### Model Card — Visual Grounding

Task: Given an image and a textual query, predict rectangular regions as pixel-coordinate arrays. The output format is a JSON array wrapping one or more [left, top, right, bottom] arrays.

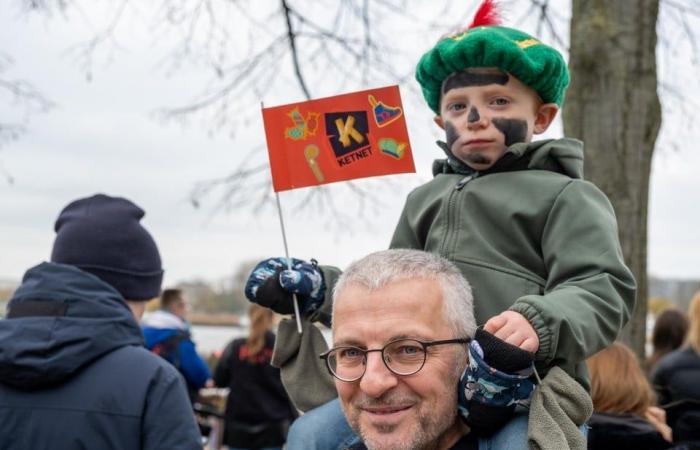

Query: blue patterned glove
[[244, 257, 325, 315], [458, 328, 536, 436]]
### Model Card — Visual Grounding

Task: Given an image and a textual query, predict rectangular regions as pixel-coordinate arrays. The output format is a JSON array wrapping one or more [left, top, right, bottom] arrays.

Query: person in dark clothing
[[647, 308, 689, 374], [587, 342, 672, 450], [652, 291, 700, 444], [214, 304, 296, 450], [0, 194, 201, 450]]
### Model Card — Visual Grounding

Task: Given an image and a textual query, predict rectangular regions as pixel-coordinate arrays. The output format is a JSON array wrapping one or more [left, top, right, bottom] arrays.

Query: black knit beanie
[[50, 194, 164, 301]]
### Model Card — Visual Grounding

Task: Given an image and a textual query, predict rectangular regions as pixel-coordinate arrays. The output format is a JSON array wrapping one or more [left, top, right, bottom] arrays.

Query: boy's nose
[[466, 106, 487, 129], [359, 352, 399, 398]]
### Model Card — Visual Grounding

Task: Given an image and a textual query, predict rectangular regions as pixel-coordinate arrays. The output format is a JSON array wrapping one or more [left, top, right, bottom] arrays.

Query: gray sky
[[1, 1, 699, 287]]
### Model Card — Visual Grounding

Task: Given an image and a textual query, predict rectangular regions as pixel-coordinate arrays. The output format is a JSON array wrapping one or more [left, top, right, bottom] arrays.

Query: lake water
[[190, 324, 248, 355]]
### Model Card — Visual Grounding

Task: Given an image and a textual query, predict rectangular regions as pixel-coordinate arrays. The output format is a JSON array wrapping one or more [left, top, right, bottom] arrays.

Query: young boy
[[246, 2, 636, 448]]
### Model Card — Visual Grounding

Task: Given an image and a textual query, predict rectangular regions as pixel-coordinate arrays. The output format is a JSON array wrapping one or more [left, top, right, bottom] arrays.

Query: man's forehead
[[441, 67, 510, 94], [331, 278, 447, 344]]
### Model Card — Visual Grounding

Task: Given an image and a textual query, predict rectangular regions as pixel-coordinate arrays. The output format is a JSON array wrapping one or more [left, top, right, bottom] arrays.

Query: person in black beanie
[[0, 193, 202, 450]]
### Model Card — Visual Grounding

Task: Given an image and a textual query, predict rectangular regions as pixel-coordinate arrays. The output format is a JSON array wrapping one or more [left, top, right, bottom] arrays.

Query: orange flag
[[262, 85, 415, 192]]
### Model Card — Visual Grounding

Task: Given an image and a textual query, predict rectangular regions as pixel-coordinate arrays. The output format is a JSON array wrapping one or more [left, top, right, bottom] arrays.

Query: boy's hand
[[483, 311, 539, 353], [244, 257, 325, 315]]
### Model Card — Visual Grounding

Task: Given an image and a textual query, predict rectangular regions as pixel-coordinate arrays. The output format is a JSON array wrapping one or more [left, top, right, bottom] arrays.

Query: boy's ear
[[433, 115, 445, 130], [533, 103, 559, 134]]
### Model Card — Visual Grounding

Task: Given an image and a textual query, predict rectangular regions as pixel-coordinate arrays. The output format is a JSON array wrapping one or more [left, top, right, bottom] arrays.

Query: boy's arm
[[508, 180, 636, 375]]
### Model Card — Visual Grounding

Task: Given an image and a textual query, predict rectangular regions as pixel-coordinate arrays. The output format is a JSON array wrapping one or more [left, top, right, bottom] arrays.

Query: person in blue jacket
[[142, 288, 212, 401], [0, 194, 201, 450]]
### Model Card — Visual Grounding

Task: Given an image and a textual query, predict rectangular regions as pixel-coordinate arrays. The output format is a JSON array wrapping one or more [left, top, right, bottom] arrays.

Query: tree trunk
[[563, 0, 661, 358]]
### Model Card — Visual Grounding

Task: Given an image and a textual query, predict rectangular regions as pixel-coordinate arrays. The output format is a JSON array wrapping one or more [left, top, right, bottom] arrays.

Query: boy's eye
[[448, 103, 467, 112], [491, 97, 510, 106]]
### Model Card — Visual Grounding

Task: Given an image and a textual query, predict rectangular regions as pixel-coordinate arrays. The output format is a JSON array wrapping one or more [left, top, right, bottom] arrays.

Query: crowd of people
[[1, 1, 700, 449]]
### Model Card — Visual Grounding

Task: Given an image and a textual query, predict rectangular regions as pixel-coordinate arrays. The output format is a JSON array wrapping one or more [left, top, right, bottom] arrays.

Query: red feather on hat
[[468, 0, 501, 28]]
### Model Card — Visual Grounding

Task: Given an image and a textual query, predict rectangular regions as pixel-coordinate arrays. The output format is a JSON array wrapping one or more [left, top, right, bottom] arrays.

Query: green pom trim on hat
[[416, 26, 570, 114]]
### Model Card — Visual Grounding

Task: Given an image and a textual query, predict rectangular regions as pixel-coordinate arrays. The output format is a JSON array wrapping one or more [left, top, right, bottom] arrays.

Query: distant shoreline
[[188, 312, 242, 327]]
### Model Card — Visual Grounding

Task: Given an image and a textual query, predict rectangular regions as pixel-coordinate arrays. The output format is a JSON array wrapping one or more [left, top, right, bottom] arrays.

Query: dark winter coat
[[652, 347, 700, 406], [652, 347, 700, 443], [587, 412, 671, 450], [0, 262, 201, 450], [214, 331, 296, 448]]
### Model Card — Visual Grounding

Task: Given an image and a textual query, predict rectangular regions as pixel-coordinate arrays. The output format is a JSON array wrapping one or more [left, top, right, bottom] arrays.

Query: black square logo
[[325, 111, 370, 158]]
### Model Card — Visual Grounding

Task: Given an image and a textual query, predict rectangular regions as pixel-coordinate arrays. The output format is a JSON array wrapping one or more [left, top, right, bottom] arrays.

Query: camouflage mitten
[[244, 257, 325, 315], [458, 327, 536, 436]]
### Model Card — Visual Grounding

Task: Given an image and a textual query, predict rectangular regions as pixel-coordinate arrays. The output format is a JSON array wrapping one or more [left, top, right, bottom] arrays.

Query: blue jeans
[[285, 399, 360, 450], [285, 398, 587, 450]]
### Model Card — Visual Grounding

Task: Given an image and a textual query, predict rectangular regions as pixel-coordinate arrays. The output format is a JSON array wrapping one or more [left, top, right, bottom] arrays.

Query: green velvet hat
[[416, 2, 569, 114]]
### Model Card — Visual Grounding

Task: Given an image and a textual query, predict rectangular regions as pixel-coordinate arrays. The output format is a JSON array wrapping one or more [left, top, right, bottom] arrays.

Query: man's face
[[333, 278, 467, 450], [435, 68, 557, 171], [171, 296, 188, 320]]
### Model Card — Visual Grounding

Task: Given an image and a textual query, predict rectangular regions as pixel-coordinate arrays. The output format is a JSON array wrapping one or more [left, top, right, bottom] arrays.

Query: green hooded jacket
[[391, 139, 635, 389], [318, 137, 635, 391], [275, 138, 636, 411]]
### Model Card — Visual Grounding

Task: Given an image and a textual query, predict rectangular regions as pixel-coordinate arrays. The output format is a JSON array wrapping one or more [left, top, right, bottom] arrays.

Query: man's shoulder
[[656, 347, 700, 372]]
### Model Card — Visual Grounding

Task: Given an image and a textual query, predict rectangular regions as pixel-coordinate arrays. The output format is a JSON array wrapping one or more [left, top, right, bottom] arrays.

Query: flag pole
[[261, 100, 303, 334], [275, 183, 304, 335]]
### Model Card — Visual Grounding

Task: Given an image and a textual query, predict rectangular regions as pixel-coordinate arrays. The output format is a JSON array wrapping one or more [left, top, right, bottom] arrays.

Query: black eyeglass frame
[[319, 337, 471, 382]]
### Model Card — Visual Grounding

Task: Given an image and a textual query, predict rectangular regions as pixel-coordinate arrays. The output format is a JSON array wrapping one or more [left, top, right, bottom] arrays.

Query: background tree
[[0, 51, 53, 183], [564, 0, 698, 356]]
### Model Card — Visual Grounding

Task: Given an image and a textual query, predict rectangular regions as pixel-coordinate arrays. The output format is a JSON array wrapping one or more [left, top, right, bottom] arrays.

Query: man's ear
[[433, 115, 445, 130], [533, 103, 559, 134]]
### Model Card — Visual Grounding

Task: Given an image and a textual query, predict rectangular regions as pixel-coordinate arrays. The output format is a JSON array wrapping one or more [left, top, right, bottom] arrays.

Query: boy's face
[[434, 68, 558, 171]]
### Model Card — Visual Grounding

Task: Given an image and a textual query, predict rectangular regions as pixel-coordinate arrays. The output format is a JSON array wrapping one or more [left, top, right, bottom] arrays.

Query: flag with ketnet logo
[[262, 85, 415, 192]]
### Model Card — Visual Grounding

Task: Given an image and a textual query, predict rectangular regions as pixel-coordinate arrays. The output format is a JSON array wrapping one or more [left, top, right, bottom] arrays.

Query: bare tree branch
[[0, 52, 54, 181], [63, 0, 130, 80], [281, 0, 311, 100]]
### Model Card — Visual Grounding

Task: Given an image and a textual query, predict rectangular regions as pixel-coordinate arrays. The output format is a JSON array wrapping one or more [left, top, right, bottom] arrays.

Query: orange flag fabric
[[262, 85, 415, 192]]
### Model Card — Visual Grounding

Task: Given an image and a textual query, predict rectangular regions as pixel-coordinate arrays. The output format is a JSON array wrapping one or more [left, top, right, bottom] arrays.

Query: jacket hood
[[433, 138, 584, 179], [0, 262, 144, 389], [142, 309, 187, 330], [141, 310, 189, 349]]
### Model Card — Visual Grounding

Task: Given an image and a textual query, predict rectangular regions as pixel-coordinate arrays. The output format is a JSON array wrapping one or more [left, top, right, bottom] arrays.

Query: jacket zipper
[[440, 174, 478, 255], [455, 173, 476, 190]]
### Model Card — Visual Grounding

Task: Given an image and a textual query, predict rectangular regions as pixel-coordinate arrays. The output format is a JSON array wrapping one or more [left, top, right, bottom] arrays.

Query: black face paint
[[492, 118, 528, 147], [468, 106, 480, 123], [445, 121, 459, 151], [441, 69, 509, 95], [445, 120, 491, 167], [465, 154, 490, 165]]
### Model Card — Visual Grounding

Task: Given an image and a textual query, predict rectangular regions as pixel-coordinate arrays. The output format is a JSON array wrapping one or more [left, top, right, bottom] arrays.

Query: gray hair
[[333, 249, 476, 338]]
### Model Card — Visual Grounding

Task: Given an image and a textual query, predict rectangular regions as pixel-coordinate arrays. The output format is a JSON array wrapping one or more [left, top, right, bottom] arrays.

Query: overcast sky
[[1, 1, 699, 288]]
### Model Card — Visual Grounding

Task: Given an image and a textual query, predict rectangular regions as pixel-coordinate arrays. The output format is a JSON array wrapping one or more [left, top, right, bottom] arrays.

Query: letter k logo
[[335, 115, 365, 147], [325, 111, 370, 158]]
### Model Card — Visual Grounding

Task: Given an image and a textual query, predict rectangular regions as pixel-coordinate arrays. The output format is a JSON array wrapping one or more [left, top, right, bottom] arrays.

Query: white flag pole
[[275, 191, 303, 334], [261, 101, 303, 334]]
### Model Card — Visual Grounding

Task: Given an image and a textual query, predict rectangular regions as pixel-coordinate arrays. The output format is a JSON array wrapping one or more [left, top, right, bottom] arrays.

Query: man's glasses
[[319, 338, 470, 382]]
